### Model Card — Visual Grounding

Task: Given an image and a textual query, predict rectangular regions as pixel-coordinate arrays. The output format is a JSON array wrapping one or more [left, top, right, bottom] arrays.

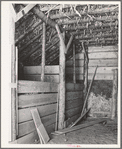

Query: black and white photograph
[[1, 1, 121, 148]]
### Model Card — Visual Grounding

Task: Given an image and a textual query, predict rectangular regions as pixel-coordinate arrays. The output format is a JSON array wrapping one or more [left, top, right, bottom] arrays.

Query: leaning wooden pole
[[111, 69, 118, 119], [55, 24, 66, 130], [41, 22, 46, 81]]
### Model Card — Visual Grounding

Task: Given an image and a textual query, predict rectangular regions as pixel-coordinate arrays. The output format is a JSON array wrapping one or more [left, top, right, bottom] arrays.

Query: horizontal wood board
[[18, 81, 58, 93], [18, 103, 57, 123], [24, 75, 59, 82], [18, 93, 57, 108]]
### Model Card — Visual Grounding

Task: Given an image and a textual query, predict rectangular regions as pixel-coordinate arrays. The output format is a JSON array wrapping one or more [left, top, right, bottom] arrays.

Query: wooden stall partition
[[17, 80, 58, 144], [24, 65, 59, 83]]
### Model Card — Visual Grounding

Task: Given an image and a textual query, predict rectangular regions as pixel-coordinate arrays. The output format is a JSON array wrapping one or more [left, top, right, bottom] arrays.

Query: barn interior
[[10, 3, 118, 144]]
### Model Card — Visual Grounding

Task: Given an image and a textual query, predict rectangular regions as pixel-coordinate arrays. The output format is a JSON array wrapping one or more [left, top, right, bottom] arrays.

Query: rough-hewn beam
[[65, 22, 118, 31], [55, 25, 66, 130], [50, 6, 118, 20], [33, 6, 56, 29], [41, 22, 46, 81], [75, 33, 117, 40], [79, 37, 118, 43], [59, 16, 118, 25]]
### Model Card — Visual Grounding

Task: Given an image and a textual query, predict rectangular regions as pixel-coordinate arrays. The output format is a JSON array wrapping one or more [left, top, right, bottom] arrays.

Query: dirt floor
[[48, 117, 117, 144]]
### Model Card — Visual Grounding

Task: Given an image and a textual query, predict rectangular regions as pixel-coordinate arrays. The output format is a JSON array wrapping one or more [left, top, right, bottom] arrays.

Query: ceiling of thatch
[[14, 4, 118, 66]]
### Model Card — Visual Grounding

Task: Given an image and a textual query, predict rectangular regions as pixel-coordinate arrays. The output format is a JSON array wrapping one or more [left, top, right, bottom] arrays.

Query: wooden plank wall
[[66, 46, 118, 81], [17, 80, 58, 144], [24, 66, 59, 83], [65, 83, 84, 127]]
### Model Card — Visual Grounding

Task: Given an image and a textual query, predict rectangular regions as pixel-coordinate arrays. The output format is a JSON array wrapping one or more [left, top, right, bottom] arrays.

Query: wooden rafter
[[15, 4, 37, 22]]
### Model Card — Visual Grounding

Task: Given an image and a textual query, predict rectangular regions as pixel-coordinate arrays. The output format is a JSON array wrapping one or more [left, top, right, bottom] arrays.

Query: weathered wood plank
[[66, 67, 84, 74], [75, 52, 118, 59], [76, 73, 114, 80], [66, 98, 83, 110], [66, 91, 83, 100], [66, 67, 117, 74], [66, 83, 84, 91], [66, 105, 83, 119], [24, 66, 59, 75], [88, 46, 118, 53], [44, 75, 59, 83], [18, 113, 56, 138], [18, 81, 58, 93], [24, 75, 59, 83], [54, 118, 107, 135], [18, 103, 56, 123], [18, 93, 57, 108], [66, 59, 118, 67]]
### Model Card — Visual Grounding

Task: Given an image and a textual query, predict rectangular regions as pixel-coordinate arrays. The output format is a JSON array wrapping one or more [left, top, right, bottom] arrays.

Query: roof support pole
[[55, 24, 66, 130], [111, 69, 118, 119], [41, 22, 46, 81], [73, 43, 76, 83], [83, 42, 88, 113]]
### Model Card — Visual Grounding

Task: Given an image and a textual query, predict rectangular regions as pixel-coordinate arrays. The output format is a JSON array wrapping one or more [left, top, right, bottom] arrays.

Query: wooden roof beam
[[15, 4, 37, 22], [50, 6, 118, 20]]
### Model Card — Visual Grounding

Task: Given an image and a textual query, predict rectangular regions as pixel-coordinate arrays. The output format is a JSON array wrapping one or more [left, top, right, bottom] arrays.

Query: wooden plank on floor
[[66, 83, 84, 91], [18, 103, 56, 123], [66, 91, 83, 100], [24, 65, 59, 75], [18, 113, 56, 137], [66, 59, 118, 67], [53, 118, 107, 135], [24, 75, 59, 83], [66, 98, 83, 110], [31, 108, 50, 144], [18, 93, 57, 108], [18, 81, 58, 93]]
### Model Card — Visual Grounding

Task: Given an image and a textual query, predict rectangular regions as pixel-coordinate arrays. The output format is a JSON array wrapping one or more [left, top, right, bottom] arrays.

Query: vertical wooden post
[[11, 45, 17, 141], [83, 43, 88, 111], [73, 43, 76, 83], [41, 22, 46, 82], [111, 69, 118, 119], [10, 4, 17, 141], [55, 24, 66, 130]]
